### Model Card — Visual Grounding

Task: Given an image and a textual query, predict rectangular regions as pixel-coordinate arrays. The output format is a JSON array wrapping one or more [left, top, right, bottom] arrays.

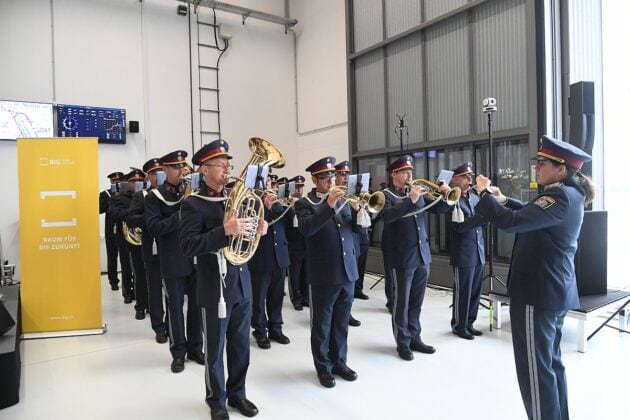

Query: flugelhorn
[[407, 179, 461, 206], [123, 222, 142, 246], [328, 185, 385, 214]]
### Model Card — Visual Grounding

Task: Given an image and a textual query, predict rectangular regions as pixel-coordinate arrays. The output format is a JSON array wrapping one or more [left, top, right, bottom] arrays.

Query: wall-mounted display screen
[[57, 104, 126, 144], [0, 100, 54, 140]]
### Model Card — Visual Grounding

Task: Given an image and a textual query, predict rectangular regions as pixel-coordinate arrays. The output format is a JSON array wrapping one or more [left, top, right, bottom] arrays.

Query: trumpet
[[328, 185, 385, 214], [407, 179, 461, 206]]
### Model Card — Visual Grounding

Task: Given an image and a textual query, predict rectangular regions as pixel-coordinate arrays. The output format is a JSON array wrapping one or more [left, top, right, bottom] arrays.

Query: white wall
[[0, 0, 343, 277], [291, 0, 349, 189]]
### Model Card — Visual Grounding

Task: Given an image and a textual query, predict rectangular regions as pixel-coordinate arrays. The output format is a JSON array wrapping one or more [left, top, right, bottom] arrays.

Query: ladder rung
[[199, 87, 219, 92], [198, 43, 219, 49], [201, 131, 220, 135], [200, 109, 219, 113], [199, 65, 218, 71], [198, 22, 218, 28]]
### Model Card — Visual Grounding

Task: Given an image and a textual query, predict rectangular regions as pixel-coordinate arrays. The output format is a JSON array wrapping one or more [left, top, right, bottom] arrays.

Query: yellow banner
[[18, 138, 102, 334]]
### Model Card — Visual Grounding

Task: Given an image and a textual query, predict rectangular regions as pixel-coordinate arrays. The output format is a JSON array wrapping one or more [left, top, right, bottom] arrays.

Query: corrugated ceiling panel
[[385, 0, 422, 38], [386, 31, 424, 146], [355, 49, 386, 152], [353, 0, 383, 52], [473, 0, 528, 133], [425, 15, 470, 141], [424, 0, 469, 22]]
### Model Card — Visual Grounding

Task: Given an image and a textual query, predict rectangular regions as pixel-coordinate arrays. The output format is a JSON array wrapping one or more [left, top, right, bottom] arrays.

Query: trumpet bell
[[359, 191, 385, 213]]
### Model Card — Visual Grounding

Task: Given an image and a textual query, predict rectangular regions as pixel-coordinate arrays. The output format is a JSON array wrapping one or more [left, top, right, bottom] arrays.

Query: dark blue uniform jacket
[[145, 183, 194, 279], [248, 203, 291, 272], [380, 188, 451, 269], [475, 178, 585, 311], [448, 192, 486, 267], [178, 185, 251, 308], [295, 189, 359, 286], [127, 189, 159, 262]]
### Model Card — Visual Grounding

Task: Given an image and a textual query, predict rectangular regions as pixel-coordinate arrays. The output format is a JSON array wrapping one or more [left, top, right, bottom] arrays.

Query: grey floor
[[3, 273, 629, 420]]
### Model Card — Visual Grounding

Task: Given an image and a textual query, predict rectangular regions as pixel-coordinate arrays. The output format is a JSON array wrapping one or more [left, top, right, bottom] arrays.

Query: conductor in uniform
[[285, 175, 309, 310], [380, 155, 451, 361], [145, 150, 203, 373], [100, 171, 124, 291], [295, 157, 359, 388], [448, 162, 486, 340], [475, 136, 594, 420], [127, 158, 169, 343], [179, 140, 264, 420]]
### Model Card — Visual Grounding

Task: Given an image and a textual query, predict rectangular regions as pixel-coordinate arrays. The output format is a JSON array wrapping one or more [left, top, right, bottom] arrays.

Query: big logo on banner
[[18, 138, 102, 334]]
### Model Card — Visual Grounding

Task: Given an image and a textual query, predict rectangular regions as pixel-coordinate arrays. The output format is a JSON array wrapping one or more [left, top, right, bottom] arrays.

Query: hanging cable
[[212, 8, 229, 138]]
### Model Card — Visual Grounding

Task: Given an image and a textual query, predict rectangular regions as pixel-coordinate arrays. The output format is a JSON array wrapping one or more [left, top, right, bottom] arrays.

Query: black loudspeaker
[[0, 299, 16, 335], [129, 121, 139, 133], [568, 81, 595, 152], [574, 211, 607, 296]]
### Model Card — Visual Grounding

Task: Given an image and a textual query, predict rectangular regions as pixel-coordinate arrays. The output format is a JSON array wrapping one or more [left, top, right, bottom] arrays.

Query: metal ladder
[[194, 12, 223, 148]]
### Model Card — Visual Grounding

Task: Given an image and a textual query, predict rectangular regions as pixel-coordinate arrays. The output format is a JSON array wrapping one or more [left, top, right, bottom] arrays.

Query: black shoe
[[317, 372, 336, 388], [302, 300, 309, 308], [110, 284, 119, 291], [410, 340, 437, 354], [332, 365, 358, 381], [210, 406, 230, 420], [386, 303, 393, 314], [293, 303, 303, 311], [349, 315, 361, 327], [453, 329, 475, 340], [188, 351, 205, 365], [397, 345, 414, 361], [135, 309, 145, 320], [155, 331, 168, 344], [227, 398, 258, 417], [354, 291, 369, 300], [468, 326, 483, 336], [269, 331, 290, 345], [171, 357, 185, 373], [253, 334, 271, 349], [123, 296, 133, 304]]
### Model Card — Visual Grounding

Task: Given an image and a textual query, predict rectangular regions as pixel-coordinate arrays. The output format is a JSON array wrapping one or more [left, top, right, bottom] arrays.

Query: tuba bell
[[123, 222, 142, 246], [223, 137, 285, 265], [408, 179, 461, 205]]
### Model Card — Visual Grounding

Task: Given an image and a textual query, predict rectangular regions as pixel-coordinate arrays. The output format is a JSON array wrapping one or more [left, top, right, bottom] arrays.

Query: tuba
[[223, 137, 285, 265], [123, 222, 142, 246], [408, 179, 461, 205]]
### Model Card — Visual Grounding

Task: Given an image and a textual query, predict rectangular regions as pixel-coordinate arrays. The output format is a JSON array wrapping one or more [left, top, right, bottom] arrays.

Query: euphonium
[[223, 137, 285, 265], [407, 179, 461, 205], [123, 222, 142, 246]]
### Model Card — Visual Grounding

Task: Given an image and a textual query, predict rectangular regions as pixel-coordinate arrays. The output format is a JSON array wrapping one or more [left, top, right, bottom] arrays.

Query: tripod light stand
[[482, 98, 505, 331]]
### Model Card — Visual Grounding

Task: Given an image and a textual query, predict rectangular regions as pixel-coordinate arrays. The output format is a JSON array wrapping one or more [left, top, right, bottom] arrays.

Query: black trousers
[[251, 266, 286, 337], [451, 264, 484, 332], [288, 247, 308, 305], [355, 242, 369, 293], [163, 273, 202, 359], [145, 257, 167, 334], [309, 281, 354, 374], [105, 234, 119, 285], [129, 244, 148, 312], [391, 264, 429, 347], [201, 295, 251, 409], [115, 234, 134, 300]]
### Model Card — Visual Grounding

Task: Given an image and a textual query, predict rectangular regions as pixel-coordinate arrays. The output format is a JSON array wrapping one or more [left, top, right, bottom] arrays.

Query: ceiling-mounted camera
[[483, 97, 497, 113]]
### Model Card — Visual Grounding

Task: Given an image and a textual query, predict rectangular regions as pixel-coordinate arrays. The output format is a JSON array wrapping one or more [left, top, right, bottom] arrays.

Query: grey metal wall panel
[[386, 31, 424, 146], [425, 15, 470, 141], [473, 0, 527, 133], [353, 0, 384, 52], [568, 0, 602, 83], [385, 0, 422, 38], [355, 49, 386, 152], [424, 0, 469, 22]]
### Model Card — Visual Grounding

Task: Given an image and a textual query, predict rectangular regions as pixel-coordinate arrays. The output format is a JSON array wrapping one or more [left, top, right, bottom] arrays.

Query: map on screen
[[0, 100, 54, 140]]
